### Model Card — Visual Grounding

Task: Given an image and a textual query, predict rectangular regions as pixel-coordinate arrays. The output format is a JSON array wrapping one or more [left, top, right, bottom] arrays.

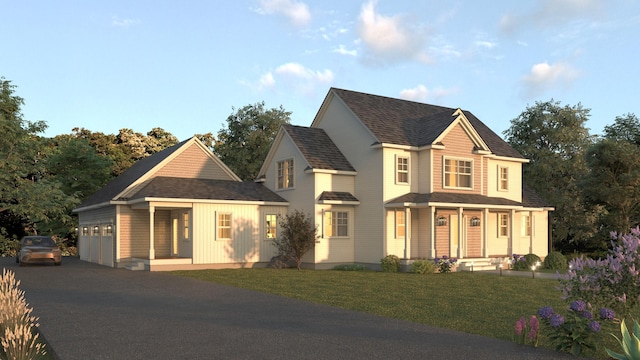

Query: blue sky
[[2, 0, 639, 141]]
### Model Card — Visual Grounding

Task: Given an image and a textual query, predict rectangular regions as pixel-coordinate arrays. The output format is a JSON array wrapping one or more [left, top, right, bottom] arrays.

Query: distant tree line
[[505, 100, 640, 256]]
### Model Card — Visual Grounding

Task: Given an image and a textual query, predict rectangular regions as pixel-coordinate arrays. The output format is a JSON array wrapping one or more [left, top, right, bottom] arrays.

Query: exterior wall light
[[470, 217, 481, 226], [436, 216, 447, 226]]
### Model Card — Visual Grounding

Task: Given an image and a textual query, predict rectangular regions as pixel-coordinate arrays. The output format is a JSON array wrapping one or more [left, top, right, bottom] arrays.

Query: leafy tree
[[603, 113, 640, 145], [214, 102, 290, 180], [583, 139, 640, 236], [272, 210, 318, 270], [146, 127, 179, 154], [503, 100, 599, 252]]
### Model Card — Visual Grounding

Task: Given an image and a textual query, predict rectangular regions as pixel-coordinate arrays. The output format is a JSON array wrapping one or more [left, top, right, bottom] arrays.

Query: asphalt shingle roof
[[330, 88, 523, 159], [318, 191, 359, 202], [126, 177, 287, 203], [284, 124, 355, 172]]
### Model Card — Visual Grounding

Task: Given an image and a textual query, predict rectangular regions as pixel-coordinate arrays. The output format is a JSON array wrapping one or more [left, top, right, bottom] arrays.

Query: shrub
[[559, 228, 640, 317], [409, 260, 435, 275], [380, 255, 400, 272], [0, 234, 19, 258], [272, 210, 318, 270], [606, 319, 640, 360], [333, 264, 367, 271], [435, 256, 457, 273], [512, 253, 541, 271], [0, 268, 47, 359], [544, 251, 567, 271]]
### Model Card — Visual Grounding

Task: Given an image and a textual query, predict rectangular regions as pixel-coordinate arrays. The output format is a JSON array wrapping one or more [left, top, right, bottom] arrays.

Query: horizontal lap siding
[[433, 124, 482, 194], [435, 210, 455, 257], [465, 211, 482, 257], [154, 210, 171, 258], [119, 207, 149, 259], [154, 143, 235, 180]]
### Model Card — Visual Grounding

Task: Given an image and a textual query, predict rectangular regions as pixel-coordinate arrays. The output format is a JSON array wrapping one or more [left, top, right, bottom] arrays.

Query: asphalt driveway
[[2, 257, 574, 359]]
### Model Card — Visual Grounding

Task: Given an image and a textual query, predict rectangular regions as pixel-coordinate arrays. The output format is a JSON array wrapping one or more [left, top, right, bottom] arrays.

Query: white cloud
[[257, 0, 311, 27], [520, 61, 581, 98], [332, 44, 357, 57], [111, 16, 139, 28], [399, 85, 458, 103], [500, 0, 605, 34], [475, 40, 497, 49], [357, 0, 431, 66], [244, 63, 333, 96]]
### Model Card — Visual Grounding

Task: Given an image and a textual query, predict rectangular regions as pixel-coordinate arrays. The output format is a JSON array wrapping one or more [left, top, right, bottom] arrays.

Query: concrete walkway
[[3, 257, 575, 359]]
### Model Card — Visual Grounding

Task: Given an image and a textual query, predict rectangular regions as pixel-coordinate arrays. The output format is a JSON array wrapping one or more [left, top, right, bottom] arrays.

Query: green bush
[[512, 253, 541, 271], [544, 251, 567, 271], [0, 236, 19, 257], [409, 260, 435, 274], [333, 264, 367, 271], [380, 255, 401, 272]]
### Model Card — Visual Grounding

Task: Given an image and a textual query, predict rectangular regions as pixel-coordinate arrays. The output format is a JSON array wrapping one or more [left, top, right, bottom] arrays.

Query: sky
[[2, 0, 639, 141]]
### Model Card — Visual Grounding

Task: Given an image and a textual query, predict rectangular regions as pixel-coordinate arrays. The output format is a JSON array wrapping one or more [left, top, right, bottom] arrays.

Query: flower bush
[[434, 256, 457, 273], [380, 255, 401, 272], [514, 315, 540, 347], [559, 227, 640, 317], [527, 301, 618, 356], [512, 253, 541, 271]]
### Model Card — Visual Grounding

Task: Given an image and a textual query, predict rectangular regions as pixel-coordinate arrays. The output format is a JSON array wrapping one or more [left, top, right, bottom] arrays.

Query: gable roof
[[127, 177, 287, 203], [324, 88, 523, 159], [283, 124, 355, 172], [75, 137, 240, 210]]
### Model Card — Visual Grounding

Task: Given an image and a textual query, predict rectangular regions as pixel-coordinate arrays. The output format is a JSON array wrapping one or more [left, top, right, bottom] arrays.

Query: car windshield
[[22, 237, 56, 247]]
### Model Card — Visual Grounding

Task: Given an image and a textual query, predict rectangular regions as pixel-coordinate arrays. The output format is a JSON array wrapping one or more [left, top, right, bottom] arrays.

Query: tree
[[272, 210, 318, 270], [503, 100, 599, 251], [582, 139, 640, 236], [214, 102, 290, 180], [603, 113, 640, 145]]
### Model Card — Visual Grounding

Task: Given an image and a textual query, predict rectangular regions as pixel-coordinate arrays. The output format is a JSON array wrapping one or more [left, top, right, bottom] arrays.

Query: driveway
[[2, 257, 574, 359]]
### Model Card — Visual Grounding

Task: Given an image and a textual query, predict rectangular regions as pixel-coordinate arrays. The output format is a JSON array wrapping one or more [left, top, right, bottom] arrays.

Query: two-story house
[[258, 88, 552, 269], [75, 87, 552, 271]]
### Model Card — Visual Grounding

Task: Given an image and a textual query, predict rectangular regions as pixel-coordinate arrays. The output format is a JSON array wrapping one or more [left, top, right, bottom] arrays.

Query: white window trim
[[265, 214, 277, 241], [216, 212, 232, 240], [276, 158, 295, 190], [498, 166, 509, 192], [183, 212, 190, 241], [395, 209, 406, 238], [395, 155, 410, 185], [443, 156, 474, 190], [323, 210, 349, 238], [498, 213, 509, 237]]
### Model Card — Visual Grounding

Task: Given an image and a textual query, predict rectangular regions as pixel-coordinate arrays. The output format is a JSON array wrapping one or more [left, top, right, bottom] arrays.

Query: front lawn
[[173, 270, 565, 341]]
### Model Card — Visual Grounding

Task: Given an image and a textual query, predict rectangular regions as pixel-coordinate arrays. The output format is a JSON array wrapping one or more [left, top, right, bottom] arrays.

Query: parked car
[[16, 236, 62, 266]]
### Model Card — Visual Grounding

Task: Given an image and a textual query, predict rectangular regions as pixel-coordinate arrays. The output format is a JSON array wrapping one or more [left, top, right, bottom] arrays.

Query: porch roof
[[386, 192, 522, 207], [318, 191, 359, 204]]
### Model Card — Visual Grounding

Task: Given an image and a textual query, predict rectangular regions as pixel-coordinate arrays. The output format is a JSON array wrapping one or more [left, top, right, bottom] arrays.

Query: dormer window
[[444, 158, 472, 189]]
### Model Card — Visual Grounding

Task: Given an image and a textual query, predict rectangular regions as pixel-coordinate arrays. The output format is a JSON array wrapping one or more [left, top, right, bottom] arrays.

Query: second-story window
[[277, 159, 294, 189], [396, 156, 409, 184], [444, 158, 472, 189], [499, 166, 509, 191]]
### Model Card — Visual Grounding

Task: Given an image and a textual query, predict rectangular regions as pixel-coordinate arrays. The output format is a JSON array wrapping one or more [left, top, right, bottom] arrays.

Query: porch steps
[[125, 260, 146, 271], [457, 258, 501, 272]]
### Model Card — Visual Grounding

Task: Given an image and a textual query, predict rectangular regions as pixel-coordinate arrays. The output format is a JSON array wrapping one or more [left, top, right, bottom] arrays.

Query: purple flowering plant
[[524, 302, 619, 356], [513, 315, 540, 347], [559, 228, 640, 317], [434, 255, 457, 273]]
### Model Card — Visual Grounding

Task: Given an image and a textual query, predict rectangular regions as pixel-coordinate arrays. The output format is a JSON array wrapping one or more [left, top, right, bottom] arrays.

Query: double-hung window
[[499, 166, 509, 191], [277, 159, 294, 189], [444, 158, 472, 189], [395, 209, 405, 238], [217, 213, 231, 240], [324, 211, 348, 237], [521, 215, 531, 237], [498, 213, 509, 237], [183, 212, 189, 240], [396, 156, 409, 184], [265, 214, 277, 239]]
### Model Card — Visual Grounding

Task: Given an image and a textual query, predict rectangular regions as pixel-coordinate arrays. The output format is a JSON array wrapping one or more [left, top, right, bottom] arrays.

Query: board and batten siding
[[192, 203, 286, 264], [315, 97, 384, 264], [154, 142, 236, 180]]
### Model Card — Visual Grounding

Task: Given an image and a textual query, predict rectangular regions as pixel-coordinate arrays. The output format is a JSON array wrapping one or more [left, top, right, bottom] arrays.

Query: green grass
[[172, 268, 623, 358]]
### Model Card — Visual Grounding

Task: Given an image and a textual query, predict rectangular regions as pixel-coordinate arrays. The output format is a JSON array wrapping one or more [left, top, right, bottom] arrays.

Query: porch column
[[429, 207, 436, 258], [482, 208, 489, 257], [404, 208, 411, 259], [457, 207, 464, 259], [508, 209, 516, 256], [149, 206, 155, 260], [529, 210, 534, 254]]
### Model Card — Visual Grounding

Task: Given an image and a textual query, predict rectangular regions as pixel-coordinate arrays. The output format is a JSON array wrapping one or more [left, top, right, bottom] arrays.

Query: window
[[444, 158, 472, 189], [395, 209, 405, 238], [92, 226, 100, 236], [82, 227, 89, 236], [265, 214, 277, 239], [277, 159, 294, 189], [324, 211, 348, 237], [522, 215, 531, 236], [217, 213, 231, 239], [396, 156, 409, 184], [499, 166, 509, 191], [104, 224, 113, 236], [498, 213, 509, 237], [183, 212, 189, 240]]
